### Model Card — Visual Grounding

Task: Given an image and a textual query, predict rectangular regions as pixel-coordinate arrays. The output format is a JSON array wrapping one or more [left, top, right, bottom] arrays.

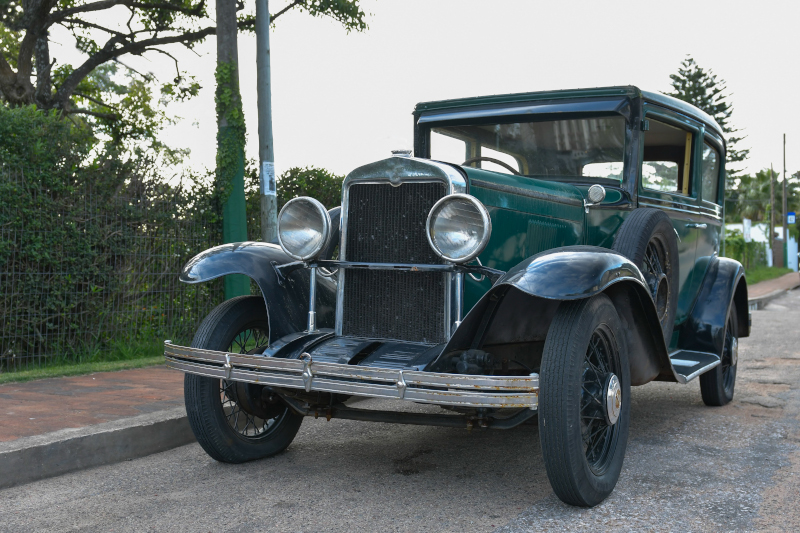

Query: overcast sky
[[50, 0, 800, 180]]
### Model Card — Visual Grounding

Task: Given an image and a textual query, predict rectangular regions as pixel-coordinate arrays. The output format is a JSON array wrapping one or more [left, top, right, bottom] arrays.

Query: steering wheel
[[461, 157, 520, 176]]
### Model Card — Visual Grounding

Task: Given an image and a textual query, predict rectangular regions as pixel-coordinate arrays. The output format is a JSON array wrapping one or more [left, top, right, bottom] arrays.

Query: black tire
[[184, 295, 303, 463], [700, 305, 738, 406], [612, 208, 680, 343], [539, 294, 631, 507]]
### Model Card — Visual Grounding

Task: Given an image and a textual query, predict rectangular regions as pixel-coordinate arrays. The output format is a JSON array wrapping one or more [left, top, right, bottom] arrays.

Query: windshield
[[429, 115, 626, 182]]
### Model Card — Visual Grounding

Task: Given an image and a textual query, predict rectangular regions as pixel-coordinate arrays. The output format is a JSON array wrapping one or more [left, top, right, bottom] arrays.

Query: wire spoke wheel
[[184, 296, 304, 463], [612, 208, 680, 342], [580, 328, 620, 474], [219, 325, 282, 439], [540, 294, 630, 507], [642, 239, 670, 325], [700, 305, 738, 406], [720, 314, 736, 393]]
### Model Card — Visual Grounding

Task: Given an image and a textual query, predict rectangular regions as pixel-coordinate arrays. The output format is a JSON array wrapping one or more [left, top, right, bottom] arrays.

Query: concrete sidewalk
[[1, 271, 798, 490]]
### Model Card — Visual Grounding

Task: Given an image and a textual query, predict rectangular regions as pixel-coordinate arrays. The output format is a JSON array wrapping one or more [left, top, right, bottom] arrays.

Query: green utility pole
[[216, 0, 250, 299], [256, 0, 277, 242]]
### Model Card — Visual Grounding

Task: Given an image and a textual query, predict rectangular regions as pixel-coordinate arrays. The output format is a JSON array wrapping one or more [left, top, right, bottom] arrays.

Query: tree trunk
[[34, 34, 51, 107], [215, 0, 249, 299]]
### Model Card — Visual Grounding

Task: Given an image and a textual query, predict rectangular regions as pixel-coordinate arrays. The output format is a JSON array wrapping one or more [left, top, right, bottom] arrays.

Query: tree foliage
[[667, 56, 749, 175], [276, 166, 344, 210], [241, 164, 344, 241], [725, 167, 800, 230], [0, 0, 366, 154]]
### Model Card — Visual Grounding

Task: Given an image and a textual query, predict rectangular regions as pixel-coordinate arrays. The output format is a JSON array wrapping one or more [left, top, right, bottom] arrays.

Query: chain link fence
[[0, 165, 223, 371]]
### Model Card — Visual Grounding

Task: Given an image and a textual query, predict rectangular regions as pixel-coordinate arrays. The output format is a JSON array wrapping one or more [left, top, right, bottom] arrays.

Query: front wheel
[[539, 294, 631, 507], [184, 295, 304, 463]]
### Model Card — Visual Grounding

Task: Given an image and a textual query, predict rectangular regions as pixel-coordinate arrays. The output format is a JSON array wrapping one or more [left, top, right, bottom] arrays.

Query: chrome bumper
[[165, 342, 539, 409]]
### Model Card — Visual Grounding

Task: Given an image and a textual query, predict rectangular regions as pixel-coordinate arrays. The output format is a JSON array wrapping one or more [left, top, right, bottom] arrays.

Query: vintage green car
[[165, 86, 749, 507]]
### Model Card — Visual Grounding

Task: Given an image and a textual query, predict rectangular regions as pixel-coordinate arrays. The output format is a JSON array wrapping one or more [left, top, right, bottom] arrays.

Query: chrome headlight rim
[[277, 197, 332, 261], [425, 193, 492, 264]]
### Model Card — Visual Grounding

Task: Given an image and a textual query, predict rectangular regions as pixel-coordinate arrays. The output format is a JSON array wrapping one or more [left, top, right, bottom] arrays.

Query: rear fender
[[440, 246, 674, 385], [678, 256, 749, 357], [180, 242, 337, 342]]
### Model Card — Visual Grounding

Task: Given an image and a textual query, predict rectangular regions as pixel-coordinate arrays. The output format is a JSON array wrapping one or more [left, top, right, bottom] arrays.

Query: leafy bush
[[0, 106, 222, 370], [244, 164, 344, 241], [723, 229, 768, 269], [277, 166, 344, 210]]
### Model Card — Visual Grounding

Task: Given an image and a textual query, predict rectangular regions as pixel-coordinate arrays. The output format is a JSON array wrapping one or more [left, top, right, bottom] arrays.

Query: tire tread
[[184, 296, 303, 463]]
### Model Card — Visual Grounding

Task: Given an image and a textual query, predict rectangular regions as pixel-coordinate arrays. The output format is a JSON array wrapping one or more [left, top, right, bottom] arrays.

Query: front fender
[[180, 241, 336, 342], [678, 256, 748, 357], [442, 246, 674, 385], [495, 245, 646, 299]]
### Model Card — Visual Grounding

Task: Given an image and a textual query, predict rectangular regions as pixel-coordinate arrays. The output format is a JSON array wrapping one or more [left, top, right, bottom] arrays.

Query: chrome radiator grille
[[341, 182, 447, 344]]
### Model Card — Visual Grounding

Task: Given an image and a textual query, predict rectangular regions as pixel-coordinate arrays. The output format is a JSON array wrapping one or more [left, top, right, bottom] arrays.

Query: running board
[[669, 350, 720, 383]]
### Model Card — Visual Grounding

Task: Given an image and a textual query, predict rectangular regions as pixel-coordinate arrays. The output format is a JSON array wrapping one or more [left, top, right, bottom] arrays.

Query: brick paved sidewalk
[[748, 271, 800, 299], [0, 366, 184, 442]]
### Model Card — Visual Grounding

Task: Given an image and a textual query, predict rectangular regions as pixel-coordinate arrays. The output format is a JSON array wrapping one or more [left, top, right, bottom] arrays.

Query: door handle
[[685, 223, 707, 229]]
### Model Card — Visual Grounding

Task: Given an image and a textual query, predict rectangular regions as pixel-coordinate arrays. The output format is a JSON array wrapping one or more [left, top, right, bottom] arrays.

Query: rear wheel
[[539, 294, 630, 507], [700, 306, 738, 406], [184, 295, 303, 463]]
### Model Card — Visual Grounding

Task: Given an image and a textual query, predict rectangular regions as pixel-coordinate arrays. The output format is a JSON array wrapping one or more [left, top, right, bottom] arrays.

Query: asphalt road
[[2, 290, 800, 532]]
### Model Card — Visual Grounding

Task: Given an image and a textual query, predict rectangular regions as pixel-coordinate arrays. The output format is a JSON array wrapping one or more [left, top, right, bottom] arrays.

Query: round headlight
[[277, 197, 331, 261], [426, 194, 491, 263]]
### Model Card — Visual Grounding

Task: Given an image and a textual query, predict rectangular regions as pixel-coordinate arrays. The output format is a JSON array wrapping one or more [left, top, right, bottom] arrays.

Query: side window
[[702, 141, 721, 204], [430, 130, 467, 165], [642, 119, 694, 196], [582, 162, 624, 181]]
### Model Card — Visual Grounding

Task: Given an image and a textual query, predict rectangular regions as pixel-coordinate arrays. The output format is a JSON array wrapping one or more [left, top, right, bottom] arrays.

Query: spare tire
[[612, 208, 679, 344]]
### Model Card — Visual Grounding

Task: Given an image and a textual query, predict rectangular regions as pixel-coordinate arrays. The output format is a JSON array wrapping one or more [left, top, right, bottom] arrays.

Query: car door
[[638, 105, 705, 345]]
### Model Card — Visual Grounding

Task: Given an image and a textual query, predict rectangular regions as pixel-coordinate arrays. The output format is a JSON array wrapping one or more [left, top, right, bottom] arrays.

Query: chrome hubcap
[[605, 373, 622, 426], [731, 338, 738, 366]]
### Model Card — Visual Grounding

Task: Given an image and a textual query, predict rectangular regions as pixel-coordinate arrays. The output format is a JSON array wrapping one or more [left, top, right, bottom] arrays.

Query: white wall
[[788, 237, 799, 272]]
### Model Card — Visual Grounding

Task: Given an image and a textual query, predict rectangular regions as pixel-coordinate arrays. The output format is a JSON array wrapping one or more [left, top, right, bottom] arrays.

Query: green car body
[[413, 85, 744, 352]]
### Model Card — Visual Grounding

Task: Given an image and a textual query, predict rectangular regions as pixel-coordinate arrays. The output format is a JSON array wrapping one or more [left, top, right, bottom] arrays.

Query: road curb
[[749, 283, 800, 311], [0, 407, 194, 490]]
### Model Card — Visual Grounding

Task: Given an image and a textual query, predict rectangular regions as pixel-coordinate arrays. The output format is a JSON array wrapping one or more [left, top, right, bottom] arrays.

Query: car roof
[[414, 85, 724, 138]]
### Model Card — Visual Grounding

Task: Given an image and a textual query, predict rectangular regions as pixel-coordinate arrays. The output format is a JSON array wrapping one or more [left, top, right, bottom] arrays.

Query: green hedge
[[723, 229, 768, 269], [0, 106, 222, 369], [245, 164, 344, 241], [1, 106, 345, 370]]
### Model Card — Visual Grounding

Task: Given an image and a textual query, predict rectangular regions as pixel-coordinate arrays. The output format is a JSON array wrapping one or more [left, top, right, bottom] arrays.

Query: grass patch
[[746, 266, 794, 285], [0, 356, 165, 384], [0, 340, 171, 384]]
